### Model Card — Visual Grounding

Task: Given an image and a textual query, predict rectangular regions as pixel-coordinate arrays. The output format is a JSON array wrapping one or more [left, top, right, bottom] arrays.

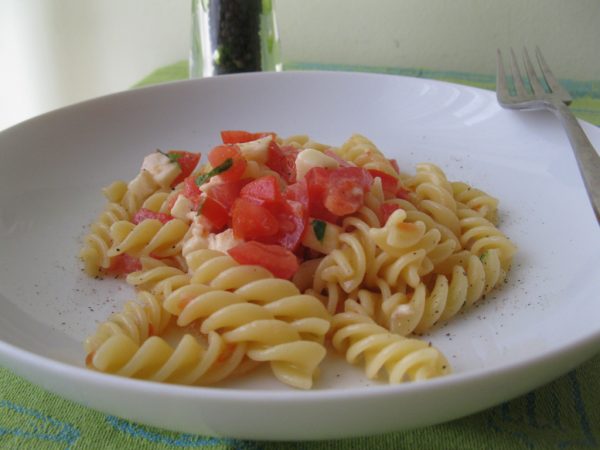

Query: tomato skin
[[231, 198, 279, 240], [285, 179, 309, 207], [168, 151, 200, 187], [208, 145, 247, 182], [262, 199, 307, 251], [266, 142, 298, 184], [106, 254, 142, 275], [220, 130, 276, 144], [132, 208, 174, 225], [304, 166, 372, 219], [228, 241, 299, 279], [380, 203, 401, 224], [368, 169, 399, 199], [199, 197, 229, 231], [204, 178, 250, 211], [389, 158, 400, 174], [240, 175, 283, 205], [304, 167, 338, 223], [324, 167, 373, 216]]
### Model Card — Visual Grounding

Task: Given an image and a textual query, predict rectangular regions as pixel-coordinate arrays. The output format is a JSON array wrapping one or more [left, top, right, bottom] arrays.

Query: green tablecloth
[[2, 62, 599, 449]]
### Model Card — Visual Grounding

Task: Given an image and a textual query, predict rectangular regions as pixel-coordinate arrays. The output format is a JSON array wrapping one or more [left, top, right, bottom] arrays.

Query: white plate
[[0, 72, 599, 440]]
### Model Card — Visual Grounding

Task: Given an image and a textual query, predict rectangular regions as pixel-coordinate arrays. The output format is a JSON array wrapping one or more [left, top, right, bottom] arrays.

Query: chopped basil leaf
[[312, 219, 326, 242], [479, 251, 488, 262], [157, 149, 182, 167], [195, 158, 233, 186]]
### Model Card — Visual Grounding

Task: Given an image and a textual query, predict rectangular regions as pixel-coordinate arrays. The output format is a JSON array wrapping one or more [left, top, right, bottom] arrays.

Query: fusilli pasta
[[80, 131, 517, 389]]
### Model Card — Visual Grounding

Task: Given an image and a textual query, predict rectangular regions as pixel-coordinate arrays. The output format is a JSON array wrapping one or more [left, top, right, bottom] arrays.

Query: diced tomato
[[182, 176, 202, 207], [231, 198, 279, 240], [168, 151, 201, 187], [380, 203, 401, 224], [105, 254, 142, 275], [304, 168, 340, 223], [262, 199, 308, 251], [228, 241, 299, 279], [368, 169, 399, 199], [389, 159, 400, 174], [240, 175, 283, 205], [285, 179, 309, 208], [132, 208, 174, 225], [266, 142, 298, 184], [204, 178, 250, 211], [199, 197, 229, 231], [305, 167, 372, 218], [208, 145, 247, 182], [220, 130, 277, 144]]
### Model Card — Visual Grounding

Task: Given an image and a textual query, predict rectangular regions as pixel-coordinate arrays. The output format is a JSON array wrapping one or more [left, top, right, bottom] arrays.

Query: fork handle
[[553, 102, 600, 223]]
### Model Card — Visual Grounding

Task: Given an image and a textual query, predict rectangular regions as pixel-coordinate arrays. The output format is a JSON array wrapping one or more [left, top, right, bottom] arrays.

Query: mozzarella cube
[[237, 135, 272, 164], [208, 229, 244, 253], [141, 152, 181, 188], [170, 195, 194, 221]]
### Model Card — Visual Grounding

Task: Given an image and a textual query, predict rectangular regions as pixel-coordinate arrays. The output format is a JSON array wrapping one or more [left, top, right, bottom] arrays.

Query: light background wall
[[1, 0, 599, 131]]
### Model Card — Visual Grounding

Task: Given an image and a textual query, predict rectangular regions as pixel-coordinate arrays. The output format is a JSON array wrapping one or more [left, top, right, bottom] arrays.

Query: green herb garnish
[[195, 158, 233, 186], [479, 251, 488, 262], [312, 219, 326, 242], [157, 149, 182, 167]]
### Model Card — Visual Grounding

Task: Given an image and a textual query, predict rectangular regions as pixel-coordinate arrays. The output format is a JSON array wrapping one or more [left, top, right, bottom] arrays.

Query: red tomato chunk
[[199, 197, 229, 231], [228, 241, 299, 279], [266, 141, 299, 184], [221, 130, 277, 144], [240, 175, 283, 205], [168, 150, 200, 187], [231, 198, 279, 240], [208, 145, 247, 182]]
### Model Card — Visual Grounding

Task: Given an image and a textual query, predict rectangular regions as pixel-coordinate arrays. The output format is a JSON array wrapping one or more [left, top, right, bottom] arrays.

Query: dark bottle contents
[[210, 0, 262, 74]]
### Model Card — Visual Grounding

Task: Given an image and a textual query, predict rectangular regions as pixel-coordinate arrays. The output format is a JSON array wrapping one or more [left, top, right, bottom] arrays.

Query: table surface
[[1, 62, 599, 449]]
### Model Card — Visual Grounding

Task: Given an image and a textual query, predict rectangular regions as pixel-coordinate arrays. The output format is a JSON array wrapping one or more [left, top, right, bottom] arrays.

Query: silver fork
[[496, 47, 600, 222]]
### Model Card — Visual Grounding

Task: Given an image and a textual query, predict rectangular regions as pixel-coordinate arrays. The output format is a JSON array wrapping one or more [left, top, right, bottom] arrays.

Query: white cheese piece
[[237, 135, 272, 164], [141, 152, 181, 188], [170, 195, 194, 221], [127, 170, 158, 199], [208, 229, 244, 254], [295, 148, 339, 180]]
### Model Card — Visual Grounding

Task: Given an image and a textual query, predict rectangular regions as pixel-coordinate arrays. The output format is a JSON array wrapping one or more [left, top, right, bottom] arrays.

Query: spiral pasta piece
[[457, 207, 517, 270], [79, 202, 129, 276], [405, 164, 460, 238], [141, 191, 180, 215], [125, 257, 190, 297], [334, 134, 400, 177], [381, 249, 504, 335], [169, 293, 326, 389], [88, 332, 253, 385], [451, 181, 499, 224], [84, 291, 171, 354], [331, 312, 450, 382], [108, 218, 189, 259]]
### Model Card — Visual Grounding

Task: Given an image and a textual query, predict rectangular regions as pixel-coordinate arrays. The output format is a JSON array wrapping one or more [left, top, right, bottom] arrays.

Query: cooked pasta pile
[[80, 131, 516, 389]]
